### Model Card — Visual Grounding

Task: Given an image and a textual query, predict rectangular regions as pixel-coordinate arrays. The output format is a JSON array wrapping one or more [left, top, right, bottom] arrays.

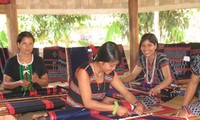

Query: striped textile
[[0, 87, 66, 99], [6, 97, 66, 115]]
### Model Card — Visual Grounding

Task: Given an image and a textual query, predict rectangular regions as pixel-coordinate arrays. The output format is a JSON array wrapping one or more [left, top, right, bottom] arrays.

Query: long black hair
[[17, 31, 35, 43], [94, 41, 122, 62]]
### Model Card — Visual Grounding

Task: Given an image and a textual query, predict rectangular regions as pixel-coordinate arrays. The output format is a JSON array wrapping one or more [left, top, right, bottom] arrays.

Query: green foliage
[[18, 15, 90, 47], [138, 12, 154, 35], [159, 10, 190, 43], [0, 30, 8, 48], [105, 21, 122, 42]]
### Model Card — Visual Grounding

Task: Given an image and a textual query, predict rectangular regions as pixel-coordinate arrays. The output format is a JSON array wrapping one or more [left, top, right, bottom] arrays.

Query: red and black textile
[[0, 0, 10, 4], [0, 87, 66, 99], [6, 97, 66, 115], [164, 43, 191, 80], [43, 46, 68, 82], [66, 46, 90, 80], [0, 48, 9, 83], [46, 101, 134, 120]]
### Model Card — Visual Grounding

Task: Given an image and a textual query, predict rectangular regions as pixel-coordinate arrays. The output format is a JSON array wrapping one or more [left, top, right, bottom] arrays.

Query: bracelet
[[112, 101, 119, 115]]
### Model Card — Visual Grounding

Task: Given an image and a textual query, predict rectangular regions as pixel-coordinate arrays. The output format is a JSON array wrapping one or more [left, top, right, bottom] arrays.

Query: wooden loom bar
[[0, 93, 67, 105]]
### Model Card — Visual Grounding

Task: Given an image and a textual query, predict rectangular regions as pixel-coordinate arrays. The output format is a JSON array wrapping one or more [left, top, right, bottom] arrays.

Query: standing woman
[[66, 41, 144, 117], [3, 31, 48, 92], [122, 33, 176, 108]]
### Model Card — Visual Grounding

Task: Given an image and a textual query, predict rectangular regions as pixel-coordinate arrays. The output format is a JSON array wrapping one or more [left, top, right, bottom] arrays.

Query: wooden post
[[128, 0, 139, 71], [6, 0, 18, 57]]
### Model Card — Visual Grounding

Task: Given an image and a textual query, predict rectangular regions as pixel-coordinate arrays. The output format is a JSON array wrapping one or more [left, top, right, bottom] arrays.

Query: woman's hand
[[19, 80, 30, 88], [32, 73, 39, 83], [149, 86, 161, 96], [134, 101, 145, 115], [116, 106, 131, 117]]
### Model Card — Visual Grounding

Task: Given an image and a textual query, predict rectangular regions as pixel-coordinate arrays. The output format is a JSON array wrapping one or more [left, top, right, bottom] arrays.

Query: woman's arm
[[76, 69, 131, 116], [3, 74, 30, 90], [183, 73, 199, 106], [121, 65, 142, 83], [112, 72, 145, 114], [32, 73, 48, 87], [149, 65, 172, 96]]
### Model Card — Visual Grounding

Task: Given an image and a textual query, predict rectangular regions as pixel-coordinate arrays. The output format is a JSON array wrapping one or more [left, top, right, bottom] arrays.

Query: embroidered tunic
[[137, 52, 176, 84], [135, 52, 177, 108], [4, 54, 48, 92], [66, 62, 114, 109]]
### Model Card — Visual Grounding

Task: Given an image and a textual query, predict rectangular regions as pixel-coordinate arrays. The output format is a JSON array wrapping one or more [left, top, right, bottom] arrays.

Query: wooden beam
[[0, 5, 6, 14], [6, 0, 18, 57], [128, 0, 139, 71]]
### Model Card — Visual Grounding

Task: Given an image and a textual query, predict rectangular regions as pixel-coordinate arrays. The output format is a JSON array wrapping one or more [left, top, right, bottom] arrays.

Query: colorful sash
[[19, 64, 34, 91]]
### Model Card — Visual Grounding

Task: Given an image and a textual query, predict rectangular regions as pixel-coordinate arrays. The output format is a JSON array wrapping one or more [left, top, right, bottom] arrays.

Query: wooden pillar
[[128, 0, 139, 71], [6, 0, 18, 57]]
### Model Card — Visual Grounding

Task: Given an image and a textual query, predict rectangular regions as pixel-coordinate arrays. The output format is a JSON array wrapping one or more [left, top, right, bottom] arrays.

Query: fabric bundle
[[6, 97, 66, 115], [0, 87, 66, 99]]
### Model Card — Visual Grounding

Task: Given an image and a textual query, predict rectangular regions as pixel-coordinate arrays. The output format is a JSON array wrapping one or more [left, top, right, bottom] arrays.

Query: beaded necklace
[[145, 54, 157, 84]]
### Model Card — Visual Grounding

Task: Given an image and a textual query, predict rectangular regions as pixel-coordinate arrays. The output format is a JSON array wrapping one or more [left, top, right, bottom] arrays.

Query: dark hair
[[139, 33, 159, 51], [17, 31, 35, 43], [94, 41, 122, 62]]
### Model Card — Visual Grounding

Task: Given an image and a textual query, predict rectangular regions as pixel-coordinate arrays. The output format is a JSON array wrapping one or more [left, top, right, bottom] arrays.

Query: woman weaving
[[3, 31, 48, 92], [121, 33, 177, 108], [66, 41, 145, 117]]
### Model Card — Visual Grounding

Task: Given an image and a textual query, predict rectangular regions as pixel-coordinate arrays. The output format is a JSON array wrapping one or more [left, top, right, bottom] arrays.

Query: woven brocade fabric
[[43, 46, 68, 82], [164, 43, 191, 80], [0, 48, 9, 83], [66, 47, 90, 80]]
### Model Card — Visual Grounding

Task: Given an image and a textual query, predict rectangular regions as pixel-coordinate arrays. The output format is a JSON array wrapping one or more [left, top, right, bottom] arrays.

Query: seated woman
[[66, 41, 145, 117], [121, 33, 177, 108], [177, 58, 200, 117], [3, 31, 48, 92]]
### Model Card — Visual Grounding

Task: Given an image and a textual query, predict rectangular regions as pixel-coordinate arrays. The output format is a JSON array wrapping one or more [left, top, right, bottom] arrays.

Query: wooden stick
[[127, 87, 168, 98], [118, 113, 153, 120], [0, 93, 67, 103]]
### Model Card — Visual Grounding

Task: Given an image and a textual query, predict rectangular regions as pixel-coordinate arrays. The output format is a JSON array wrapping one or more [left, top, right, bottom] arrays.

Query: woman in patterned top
[[177, 56, 200, 117], [3, 31, 48, 92], [66, 41, 144, 117], [121, 33, 176, 108]]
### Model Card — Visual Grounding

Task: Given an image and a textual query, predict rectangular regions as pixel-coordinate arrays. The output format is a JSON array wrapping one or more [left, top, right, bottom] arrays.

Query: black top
[[4, 54, 48, 91]]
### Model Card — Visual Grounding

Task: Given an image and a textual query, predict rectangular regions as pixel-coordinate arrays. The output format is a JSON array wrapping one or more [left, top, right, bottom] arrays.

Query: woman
[[3, 31, 48, 92], [122, 33, 176, 108], [66, 41, 144, 117], [177, 57, 200, 117]]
